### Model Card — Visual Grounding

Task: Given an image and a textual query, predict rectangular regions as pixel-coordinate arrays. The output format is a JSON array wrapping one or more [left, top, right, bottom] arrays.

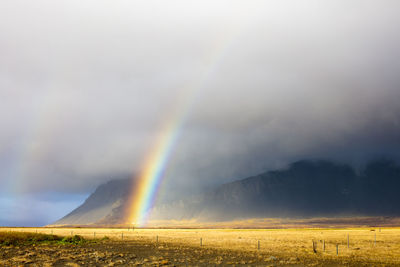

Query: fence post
[[336, 244, 339, 256], [347, 234, 349, 248], [156, 235, 159, 244], [257, 240, 260, 250], [374, 232, 376, 246], [323, 240, 325, 252], [200, 238, 202, 247], [312, 240, 316, 253], [94, 232, 96, 238]]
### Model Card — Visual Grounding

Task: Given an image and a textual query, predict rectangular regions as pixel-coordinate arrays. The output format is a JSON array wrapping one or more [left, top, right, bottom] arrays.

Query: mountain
[[53, 159, 400, 226], [54, 178, 133, 225]]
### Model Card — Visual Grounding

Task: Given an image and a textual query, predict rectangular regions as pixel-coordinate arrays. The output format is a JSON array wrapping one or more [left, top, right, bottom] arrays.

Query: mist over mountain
[[54, 159, 400, 226], [151, 159, 400, 221], [55, 178, 132, 225]]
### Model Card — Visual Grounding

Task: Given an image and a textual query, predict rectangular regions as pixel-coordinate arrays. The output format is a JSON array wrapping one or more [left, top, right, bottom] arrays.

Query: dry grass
[[0, 231, 63, 246], [0, 231, 91, 246], [3, 226, 400, 265]]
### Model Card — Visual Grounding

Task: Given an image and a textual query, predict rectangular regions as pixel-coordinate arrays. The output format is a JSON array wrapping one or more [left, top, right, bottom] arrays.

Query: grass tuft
[[0, 232, 88, 246], [60, 235, 86, 245]]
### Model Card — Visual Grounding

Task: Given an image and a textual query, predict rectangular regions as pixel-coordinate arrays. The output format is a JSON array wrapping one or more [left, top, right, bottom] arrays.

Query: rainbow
[[124, 81, 205, 226], [125, 117, 182, 226], [8, 90, 57, 194], [124, 28, 244, 227]]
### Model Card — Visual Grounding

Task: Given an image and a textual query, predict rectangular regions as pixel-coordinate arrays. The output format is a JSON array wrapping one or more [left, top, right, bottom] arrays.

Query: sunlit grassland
[[0, 231, 91, 246], [3, 227, 400, 265]]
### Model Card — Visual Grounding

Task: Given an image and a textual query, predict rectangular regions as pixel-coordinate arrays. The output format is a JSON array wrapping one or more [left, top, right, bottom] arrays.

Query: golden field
[[2, 226, 400, 266]]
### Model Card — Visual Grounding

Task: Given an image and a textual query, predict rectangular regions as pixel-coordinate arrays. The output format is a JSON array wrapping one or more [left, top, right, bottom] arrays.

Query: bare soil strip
[[1, 227, 400, 266]]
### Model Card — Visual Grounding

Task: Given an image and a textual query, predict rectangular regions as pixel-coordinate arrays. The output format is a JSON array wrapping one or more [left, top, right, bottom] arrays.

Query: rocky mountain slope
[[53, 159, 400, 225], [54, 178, 132, 225]]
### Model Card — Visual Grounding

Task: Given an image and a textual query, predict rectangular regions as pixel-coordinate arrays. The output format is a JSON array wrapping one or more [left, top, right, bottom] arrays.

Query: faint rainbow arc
[[8, 89, 55, 194]]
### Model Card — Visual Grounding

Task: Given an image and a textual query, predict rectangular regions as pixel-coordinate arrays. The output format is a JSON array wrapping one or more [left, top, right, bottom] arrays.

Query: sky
[[1, 0, 400, 226]]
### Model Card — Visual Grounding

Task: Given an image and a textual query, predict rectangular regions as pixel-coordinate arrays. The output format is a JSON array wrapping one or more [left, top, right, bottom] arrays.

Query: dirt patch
[[2, 229, 399, 266], [0, 239, 376, 266]]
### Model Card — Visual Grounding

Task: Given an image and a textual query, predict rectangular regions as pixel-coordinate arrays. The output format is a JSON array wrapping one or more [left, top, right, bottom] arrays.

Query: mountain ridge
[[52, 159, 400, 226]]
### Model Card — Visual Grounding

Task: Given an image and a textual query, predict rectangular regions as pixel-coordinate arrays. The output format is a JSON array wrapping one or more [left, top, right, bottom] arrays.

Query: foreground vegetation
[[1, 227, 400, 266], [0, 231, 88, 246]]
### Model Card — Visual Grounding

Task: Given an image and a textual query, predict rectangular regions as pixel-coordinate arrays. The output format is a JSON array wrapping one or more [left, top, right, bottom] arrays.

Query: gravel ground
[[0, 239, 315, 266]]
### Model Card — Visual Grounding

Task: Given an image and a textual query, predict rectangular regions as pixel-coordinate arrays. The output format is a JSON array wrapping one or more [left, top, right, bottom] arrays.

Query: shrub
[[0, 232, 62, 246], [60, 235, 85, 245]]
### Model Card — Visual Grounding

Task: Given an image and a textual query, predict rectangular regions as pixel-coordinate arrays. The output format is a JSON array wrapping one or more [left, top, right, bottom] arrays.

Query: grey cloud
[[0, 0, 400, 199]]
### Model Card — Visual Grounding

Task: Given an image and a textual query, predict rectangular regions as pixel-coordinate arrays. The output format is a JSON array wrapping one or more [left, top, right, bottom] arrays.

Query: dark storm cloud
[[1, 0, 400, 199]]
